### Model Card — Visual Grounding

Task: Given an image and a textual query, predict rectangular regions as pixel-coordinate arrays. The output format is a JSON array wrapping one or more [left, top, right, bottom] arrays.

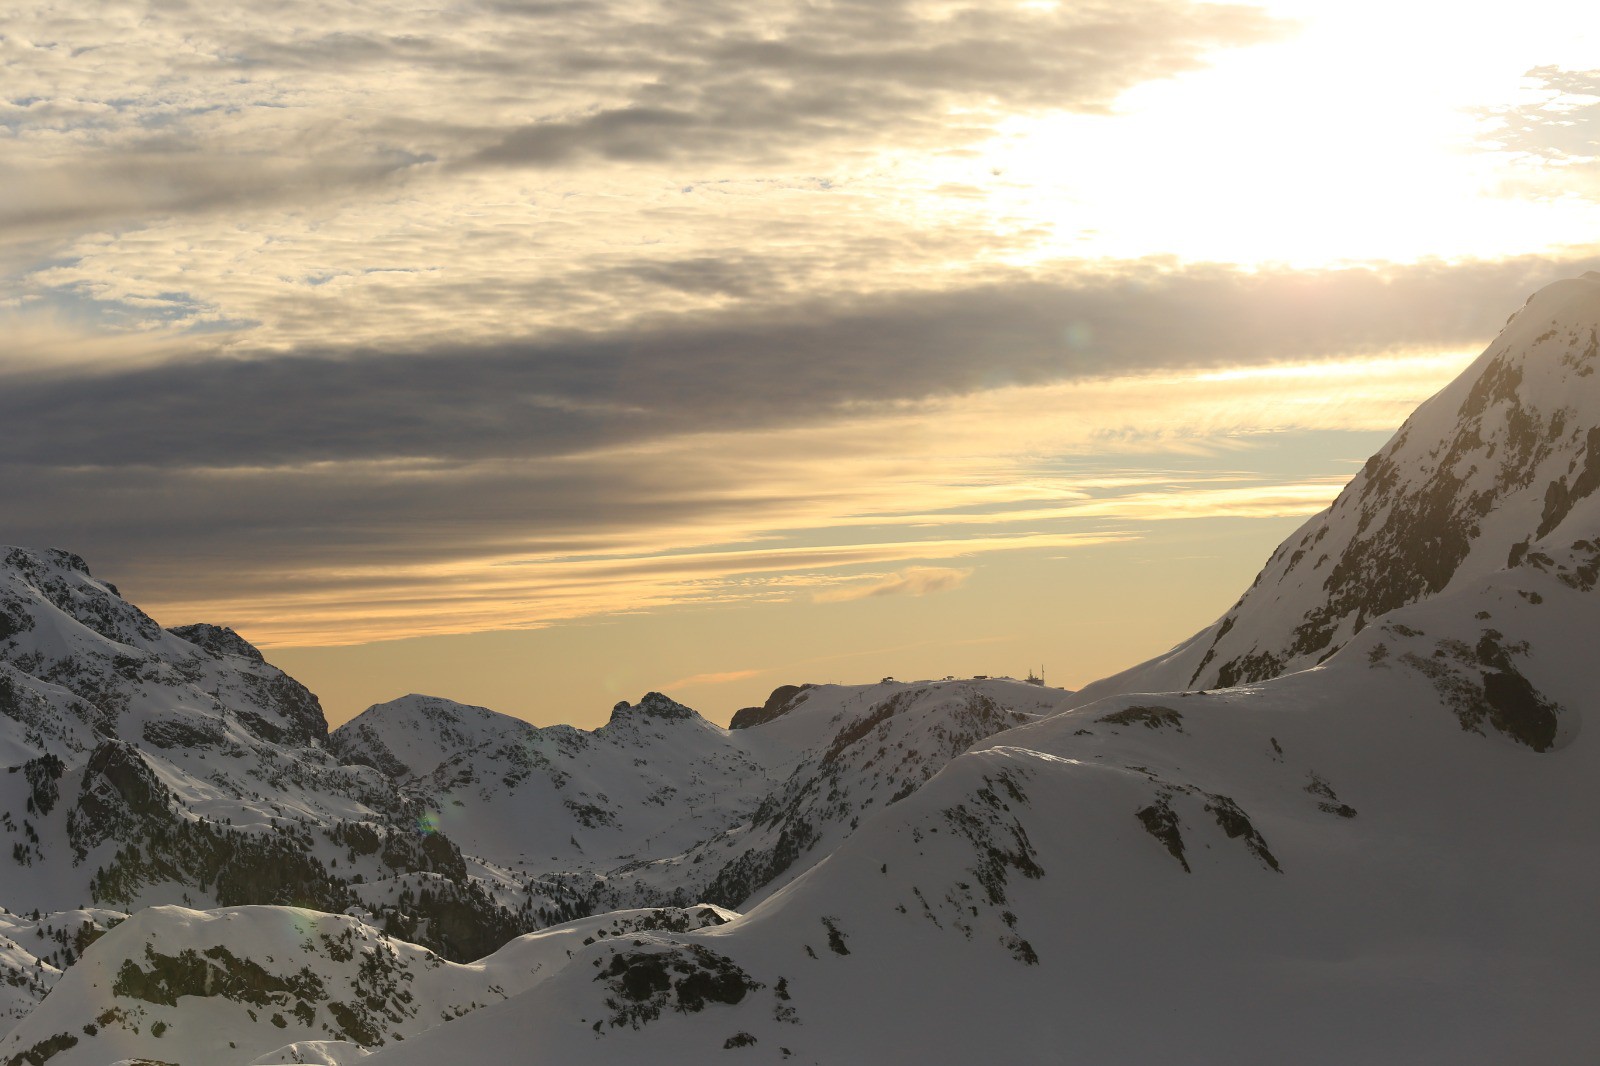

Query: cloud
[[0, 252, 1586, 646], [5, 254, 1595, 475], [813, 566, 973, 603], [663, 668, 763, 688], [6, 2, 1594, 655], [458, 0, 1286, 170], [468, 107, 701, 168], [0, 0, 1283, 255], [1480, 67, 1600, 201], [0, 151, 428, 243], [124, 528, 1135, 645]]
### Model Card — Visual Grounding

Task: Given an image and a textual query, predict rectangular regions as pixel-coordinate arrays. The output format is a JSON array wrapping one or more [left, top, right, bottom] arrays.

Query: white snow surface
[[0, 903, 737, 1066], [363, 542, 1600, 1064], [328, 679, 1069, 911], [247, 1041, 372, 1065]]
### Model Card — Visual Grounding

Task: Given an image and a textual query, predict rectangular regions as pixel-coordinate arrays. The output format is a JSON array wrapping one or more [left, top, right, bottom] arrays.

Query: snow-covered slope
[[0, 902, 736, 1066], [0, 547, 397, 844], [331, 680, 1072, 912], [351, 276, 1600, 1064], [0, 548, 1068, 1055], [331, 692, 774, 870], [360, 513, 1600, 1064], [0, 548, 324, 765], [1076, 271, 1600, 702], [0, 906, 124, 1032], [581, 680, 1061, 912]]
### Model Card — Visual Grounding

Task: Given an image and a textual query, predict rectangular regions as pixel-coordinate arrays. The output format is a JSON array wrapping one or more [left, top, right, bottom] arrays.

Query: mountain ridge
[[1072, 271, 1600, 705], [349, 275, 1600, 1064]]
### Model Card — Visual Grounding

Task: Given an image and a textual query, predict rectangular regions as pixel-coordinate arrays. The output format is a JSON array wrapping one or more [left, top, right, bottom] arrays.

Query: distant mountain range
[[4, 275, 1599, 1065]]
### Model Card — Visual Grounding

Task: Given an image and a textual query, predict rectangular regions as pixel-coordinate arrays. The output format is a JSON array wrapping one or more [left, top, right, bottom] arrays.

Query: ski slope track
[[4, 275, 1600, 1063]]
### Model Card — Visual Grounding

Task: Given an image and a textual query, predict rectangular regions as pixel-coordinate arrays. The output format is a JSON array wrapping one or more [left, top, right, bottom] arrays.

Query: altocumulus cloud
[[813, 567, 974, 604], [0, 0, 1282, 247], [6, 0, 1599, 648], [1480, 66, 1600, 202], [2, 1, 1292, 370], [459, 0, 1285, 169]]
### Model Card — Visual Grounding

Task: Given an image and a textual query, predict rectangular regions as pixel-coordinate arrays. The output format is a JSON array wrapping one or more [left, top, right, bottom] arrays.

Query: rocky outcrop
[[1085, 275, 1600, 698], [606, 692, 700, 724], [729, 684, 814, 730]]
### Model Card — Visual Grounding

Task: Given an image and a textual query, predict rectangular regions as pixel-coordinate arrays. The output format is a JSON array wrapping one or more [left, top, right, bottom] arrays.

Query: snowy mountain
[[366, 564, 1599, 1063], [330, 691, 777, 871], [348, 275, 1600, 1064], [5, 274, 1599, 1063], [1075, 272, 1600, 702], [0, 548, 325, 765], [0, 548, 1062, 1058], [0, 548, 573, 968], [328, 680, 1069, 912]]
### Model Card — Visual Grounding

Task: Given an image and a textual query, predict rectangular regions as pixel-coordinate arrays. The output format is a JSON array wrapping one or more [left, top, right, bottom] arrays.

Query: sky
[[4, 0, 1599, 728]]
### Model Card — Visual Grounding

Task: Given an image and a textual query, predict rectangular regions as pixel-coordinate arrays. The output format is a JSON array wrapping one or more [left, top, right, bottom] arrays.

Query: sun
[[912, 0, 1600, 270]]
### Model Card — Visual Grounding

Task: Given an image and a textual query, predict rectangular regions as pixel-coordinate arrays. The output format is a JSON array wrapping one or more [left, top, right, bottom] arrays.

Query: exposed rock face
[[67, 740, 178, 859], [729, 684, 814, 730], [607, 692, 700, 724], [2, 548, 163, 649], [168, 622, 266, 664]]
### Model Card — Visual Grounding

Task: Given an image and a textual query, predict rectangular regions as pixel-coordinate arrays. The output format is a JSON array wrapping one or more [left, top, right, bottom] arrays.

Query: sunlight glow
[[910, 0, 1600, 268]]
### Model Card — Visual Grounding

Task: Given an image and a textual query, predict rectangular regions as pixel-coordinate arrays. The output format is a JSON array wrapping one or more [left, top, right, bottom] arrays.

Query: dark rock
[[1096, 705, 1184, 731], [168, 623, 266, 664], [608, 692, 700, 724], [729, 684, 814, 730], [1135, 797, 1189, 873]]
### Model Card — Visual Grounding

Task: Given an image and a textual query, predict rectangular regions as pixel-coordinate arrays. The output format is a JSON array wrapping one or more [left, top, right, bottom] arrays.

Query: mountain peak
[[1, 544, 160, 648], [4, 546, 93, 578], [1076, 274, 1600, 702], [608, 691, 701, 724], [1188, 273, 1600, 688], [169, 622, 266, 664], [0, 544, 329, 762]]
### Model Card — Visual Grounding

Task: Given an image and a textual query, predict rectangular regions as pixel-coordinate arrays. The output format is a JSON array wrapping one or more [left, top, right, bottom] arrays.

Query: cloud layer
[[7, 251, 1598, 646], [1481, 66, 1600, 201], [2, 0, 1279, 240], [6, 1, 1599, 657], [8, 254, 1591, 473]]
